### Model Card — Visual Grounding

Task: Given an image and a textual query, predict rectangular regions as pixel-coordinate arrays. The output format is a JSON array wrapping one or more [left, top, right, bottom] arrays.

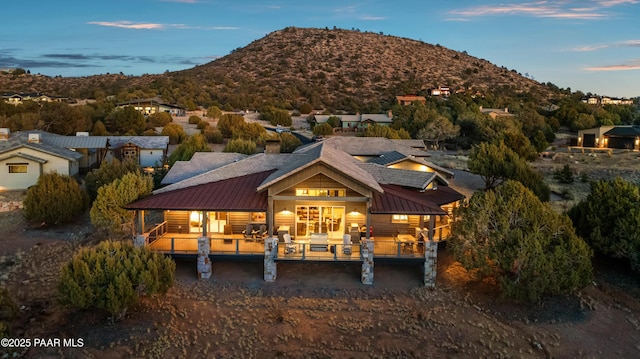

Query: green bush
[[90, 172, 153, 236], [24, 173, 87, 225], [188, 115, 202, 124], [298, 103, 313, 114], [85, 158, 140, 201], [161, 123, 186, 144], [279, 132, 302, 153], [223, 138, 257, 155], [58, 241, 175, 321], [203, 126, 224, 144], [569, 177, 640, 271], [168, 134, 211, 166], [313, 123, 333, 136], [206, 105, 222, 119], [554, 164, 574, 184], [147, 112, 172, 127], [450, 180, 593, 302], [260, 106, 292, 126]]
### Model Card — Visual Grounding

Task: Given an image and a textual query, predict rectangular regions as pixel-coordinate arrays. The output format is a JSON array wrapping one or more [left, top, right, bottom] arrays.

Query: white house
[[0, 130, 82, 190]]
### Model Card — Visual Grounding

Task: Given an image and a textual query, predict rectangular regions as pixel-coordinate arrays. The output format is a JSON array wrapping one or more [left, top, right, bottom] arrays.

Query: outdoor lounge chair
[[242, 223, 258, 241], [258, 224, 268, 240], [342, 233, 352, 255], [283, 233, 297, 254]]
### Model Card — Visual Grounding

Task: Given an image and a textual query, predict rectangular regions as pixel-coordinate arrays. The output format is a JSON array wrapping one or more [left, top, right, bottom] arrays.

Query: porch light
[[350, 209, 359, 214], [636, 137, 639, 146]]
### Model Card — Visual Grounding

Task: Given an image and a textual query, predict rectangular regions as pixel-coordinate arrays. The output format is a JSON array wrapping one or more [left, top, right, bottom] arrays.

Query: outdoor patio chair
[[242, 223, 258, 241], [258, 224, 268, 240], [342, 233, 352, 255], [283, 233, 297, 254]]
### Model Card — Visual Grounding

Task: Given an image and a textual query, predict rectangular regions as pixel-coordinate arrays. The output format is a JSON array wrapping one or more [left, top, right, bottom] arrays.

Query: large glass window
[[295, 205, 344, 239]]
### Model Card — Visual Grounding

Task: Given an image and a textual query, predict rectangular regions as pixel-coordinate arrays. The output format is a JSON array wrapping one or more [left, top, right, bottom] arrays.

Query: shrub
[[168, 134, 211, 166], [217, 114, 245, 138], [299, 103, 313, 114], [24, 173, 87, 225], [279, 132, 302, 153], [58, 240, 175, 321], [188, 115, 202, 124], [260, 106, 292, 126], [161, 123, 186, 144], [569, 177, 640, 271], [90, 172, 153, 236], [223, 138, 257, 155], [147, 112, 172, 127], [85, 158, 140, 201], [203, 126, 224, 144], [313, 123, 333, 136], [554, 164, 574, 184], [206, 105, 222, 119], [450, 180, 593, 302]]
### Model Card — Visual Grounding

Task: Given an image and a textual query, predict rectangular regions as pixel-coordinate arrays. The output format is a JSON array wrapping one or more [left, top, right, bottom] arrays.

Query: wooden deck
[[146, 233, 437, 261]]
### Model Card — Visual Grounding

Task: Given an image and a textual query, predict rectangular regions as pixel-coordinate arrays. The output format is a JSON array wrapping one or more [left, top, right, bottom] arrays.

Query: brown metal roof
[[371, 184, 462, 215], [126, 170, 274, 211]]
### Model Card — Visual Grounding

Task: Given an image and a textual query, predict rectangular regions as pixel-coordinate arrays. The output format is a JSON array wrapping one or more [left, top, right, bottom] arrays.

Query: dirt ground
[[1, 151, 640, 358]]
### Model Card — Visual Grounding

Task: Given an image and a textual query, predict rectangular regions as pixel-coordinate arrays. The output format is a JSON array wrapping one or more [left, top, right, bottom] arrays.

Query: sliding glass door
[[295, 205, 344, 239]]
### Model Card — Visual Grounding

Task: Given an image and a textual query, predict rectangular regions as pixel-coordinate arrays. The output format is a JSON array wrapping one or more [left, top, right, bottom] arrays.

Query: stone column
[[423, 240, 438, 288], [134, 234, 147, 248], [361, 239, 374, 285], [197, 236, 211, 279], [264, 237, 278, 282]]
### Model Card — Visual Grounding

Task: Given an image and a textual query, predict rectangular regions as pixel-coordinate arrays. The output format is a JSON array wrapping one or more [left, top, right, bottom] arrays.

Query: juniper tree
[[449, 180, 592, 302], [24, 173, 87, 225], [58, 241, 175, 321]]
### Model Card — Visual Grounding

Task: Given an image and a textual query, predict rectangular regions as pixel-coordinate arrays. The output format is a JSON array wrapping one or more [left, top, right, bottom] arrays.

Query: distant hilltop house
[[0, 128, 168, 190], [479, 106, 514, 119], [429, 86, 451, 97], [312, 111, 393, 131], [395, 95, 426, 106], [116, 97, 186, 117], [574, 126, 640, 151], [1, 92, 72, 105], [581, 96, 635, 106]]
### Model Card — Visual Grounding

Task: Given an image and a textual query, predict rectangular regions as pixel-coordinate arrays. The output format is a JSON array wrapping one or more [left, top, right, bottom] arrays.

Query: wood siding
[[267, 163, 372, 197], [369, 214, 420, 237]]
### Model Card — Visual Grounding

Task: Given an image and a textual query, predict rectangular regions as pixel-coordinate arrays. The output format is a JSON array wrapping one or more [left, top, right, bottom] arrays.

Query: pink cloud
[[586, 60, 640, 71]]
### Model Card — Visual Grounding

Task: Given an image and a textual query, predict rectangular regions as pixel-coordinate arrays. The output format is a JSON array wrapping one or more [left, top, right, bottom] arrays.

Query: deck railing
[[147, 235, 432, 260], [147, 221, 168, 244]]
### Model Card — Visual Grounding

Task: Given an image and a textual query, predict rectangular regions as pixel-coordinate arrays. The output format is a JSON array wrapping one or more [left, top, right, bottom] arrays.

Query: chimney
[[265, 138, 280, 154], [504, 108, 508, 113], [76, 132, 89, 136], [28, 133, 41, 143], [387, 110, 393, 118], [0, 128, 9, 141]]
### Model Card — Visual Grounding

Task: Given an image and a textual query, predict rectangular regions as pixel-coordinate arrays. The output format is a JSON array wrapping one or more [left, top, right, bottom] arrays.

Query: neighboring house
[[116, 97, 186, 116], [582, 96, 635, 106], [126, 137, 464, 283], [1, 92, 72, 105], [396, 95, 426, 106], [0, 130, 83, 190], [312, 111, 393, 130], [577, 126, 640, 150], [0, 129, 169, 190], [102, 136, 170, 168], [479, 106, 514, 119], [430, 86, 451, 97]]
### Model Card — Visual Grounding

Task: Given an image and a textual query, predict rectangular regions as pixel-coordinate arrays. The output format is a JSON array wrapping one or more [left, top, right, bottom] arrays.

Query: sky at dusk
[[1, 0, 639, 98]]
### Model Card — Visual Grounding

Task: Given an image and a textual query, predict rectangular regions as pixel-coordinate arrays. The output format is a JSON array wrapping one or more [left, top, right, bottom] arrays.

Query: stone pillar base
[[197, 255, 212, 279], [134, 234, 147, 247], [361, 239, 374, 285], [423, 240, 438, 288], [264, 237, 278, 282]]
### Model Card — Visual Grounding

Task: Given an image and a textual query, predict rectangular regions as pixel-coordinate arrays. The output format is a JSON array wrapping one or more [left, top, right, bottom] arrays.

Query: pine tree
[[24, 173, 87, 225]]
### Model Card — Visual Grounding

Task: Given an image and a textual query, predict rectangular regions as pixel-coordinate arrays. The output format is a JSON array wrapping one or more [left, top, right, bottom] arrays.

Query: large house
[[127, 137, 464, 285], [116, 97, 186, 117], [1, 92, 70, 105], [312, 111, 393, 130], [479, 106, 513, 119], [0, 128, 169, 190], [576, 126, 640, 150]]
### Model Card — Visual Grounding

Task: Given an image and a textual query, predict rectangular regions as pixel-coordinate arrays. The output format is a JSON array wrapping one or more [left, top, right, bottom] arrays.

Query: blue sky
[[2, 0, 639, 98]]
